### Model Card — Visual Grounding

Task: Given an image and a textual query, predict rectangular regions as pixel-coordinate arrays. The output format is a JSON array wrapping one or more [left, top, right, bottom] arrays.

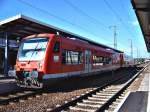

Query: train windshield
[[18, 37, 49, 61]]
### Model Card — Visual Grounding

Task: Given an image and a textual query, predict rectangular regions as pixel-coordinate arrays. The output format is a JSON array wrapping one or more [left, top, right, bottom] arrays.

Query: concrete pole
[[4, 32, 9, 75]]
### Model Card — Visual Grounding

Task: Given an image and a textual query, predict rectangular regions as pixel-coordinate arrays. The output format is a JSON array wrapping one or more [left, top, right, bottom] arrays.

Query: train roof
[[0, 14, 123, 53]]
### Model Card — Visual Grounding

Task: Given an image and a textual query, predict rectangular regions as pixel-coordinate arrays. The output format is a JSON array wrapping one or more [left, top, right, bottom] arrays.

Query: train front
[[15, 36, 49, 88]]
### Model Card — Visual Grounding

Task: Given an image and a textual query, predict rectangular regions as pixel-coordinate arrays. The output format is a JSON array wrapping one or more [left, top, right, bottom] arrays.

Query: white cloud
[[131, 20, 139, 26]]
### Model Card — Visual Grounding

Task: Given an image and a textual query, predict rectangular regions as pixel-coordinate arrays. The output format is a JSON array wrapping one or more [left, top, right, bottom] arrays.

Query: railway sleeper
[[69, 106, 96, 112], [0, 97, 9, 100], [77, 102, 102, 108], [16, 93, 26, 96], [101, 89, 119, 92], [108, 86, 124, 89], [100, 91, 117, 94], [80, 101, 104, 106], [108, 105, 116, 111], [9, 102, 15, 105], [92, 94, 111, 98], [115, 98, 122, 103], [88, 97, 108, 102], [19, 99, 25, 103], [109, 103, 118, 108], [82, 99, 105, 105], [23, 91, 34, 94], [74, 105, 98, 110], [103, 89, 120, 92], [8, 95, 17, 98], [28, 97, 33, 100], [96, 92, 115, 96], [111, 101, 120, 105]]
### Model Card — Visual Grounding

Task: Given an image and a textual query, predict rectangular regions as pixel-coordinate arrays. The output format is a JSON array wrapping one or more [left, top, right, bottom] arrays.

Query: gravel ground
[[0, 72, 109, 112], [0, 88, 93, 112]]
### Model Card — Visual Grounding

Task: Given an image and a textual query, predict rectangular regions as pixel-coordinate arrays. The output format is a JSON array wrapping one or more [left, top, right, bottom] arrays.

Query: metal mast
[[109, 25, 117, 49], [129, 39, 133, 58]]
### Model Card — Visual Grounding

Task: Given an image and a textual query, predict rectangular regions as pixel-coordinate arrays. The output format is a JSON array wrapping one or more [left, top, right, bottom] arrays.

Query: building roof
[[132, 0, 150, 52], [0, 14, 123, 53]]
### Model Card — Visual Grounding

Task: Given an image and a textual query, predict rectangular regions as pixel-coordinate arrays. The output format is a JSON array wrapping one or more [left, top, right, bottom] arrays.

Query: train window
[[62, 50, 83, 64], [93, 55, 112, 65], [53, 41, 60, 52], [104, 57, 112, 64]]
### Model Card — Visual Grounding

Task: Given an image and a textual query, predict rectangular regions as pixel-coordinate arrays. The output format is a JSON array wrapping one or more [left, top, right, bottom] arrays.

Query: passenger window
[[62, 49, 83, 64], [53, 41, 60, 52]]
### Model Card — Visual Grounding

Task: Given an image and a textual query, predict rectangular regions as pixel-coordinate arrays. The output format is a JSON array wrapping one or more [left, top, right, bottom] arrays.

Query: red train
[[15, 33, 125, 88]]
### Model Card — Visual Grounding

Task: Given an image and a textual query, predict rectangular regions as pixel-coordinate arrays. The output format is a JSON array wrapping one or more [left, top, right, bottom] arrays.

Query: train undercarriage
[[16, 70, 43, 88]]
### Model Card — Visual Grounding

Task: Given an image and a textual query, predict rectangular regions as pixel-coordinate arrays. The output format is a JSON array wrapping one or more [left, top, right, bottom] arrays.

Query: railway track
[[50, 65, 148, 112], [0, 89, 42, 105], [0, 67, 132, 106], [0, 65, 146, 112]]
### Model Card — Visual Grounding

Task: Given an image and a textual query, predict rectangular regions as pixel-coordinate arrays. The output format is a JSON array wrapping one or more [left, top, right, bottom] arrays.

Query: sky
[[0, 0, 149, 58]]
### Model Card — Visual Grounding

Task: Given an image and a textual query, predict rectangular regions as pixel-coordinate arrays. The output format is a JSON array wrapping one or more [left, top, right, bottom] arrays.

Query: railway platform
[[117, 65, 150, 112], [0, 74, 19, 95], [0, 73, 15, 80], [0, 75, 21, 95], [0, 74, 6, 78]]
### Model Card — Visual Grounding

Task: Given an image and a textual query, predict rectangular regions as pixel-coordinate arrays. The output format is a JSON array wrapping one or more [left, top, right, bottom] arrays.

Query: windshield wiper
[[28, 42, 40, 64]]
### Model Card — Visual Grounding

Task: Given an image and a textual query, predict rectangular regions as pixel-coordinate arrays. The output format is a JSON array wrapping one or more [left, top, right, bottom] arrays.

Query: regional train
[[15, 33, 132, 88]]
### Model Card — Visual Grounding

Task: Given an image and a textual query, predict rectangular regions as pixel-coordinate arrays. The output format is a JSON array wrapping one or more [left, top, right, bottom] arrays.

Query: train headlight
[[39, 61, 44, 69], [31, 70, 38, 79]]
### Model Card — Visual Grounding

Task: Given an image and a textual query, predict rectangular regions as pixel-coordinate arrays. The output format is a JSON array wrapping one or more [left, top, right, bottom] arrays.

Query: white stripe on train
[[43, 65, 120, 79]]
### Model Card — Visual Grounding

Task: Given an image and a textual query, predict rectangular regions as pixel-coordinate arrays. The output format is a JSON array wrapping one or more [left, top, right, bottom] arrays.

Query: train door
[[85, 50, 91, 73]]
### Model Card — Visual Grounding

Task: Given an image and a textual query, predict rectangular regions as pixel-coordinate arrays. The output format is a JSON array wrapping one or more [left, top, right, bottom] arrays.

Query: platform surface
[[118, 91, 148, 112], [0, 74, 21, 95], [138, 72, 149, 91], [118, 65, 150, 112], [0, 74, 15, 80], [0, 74, 5, 78]]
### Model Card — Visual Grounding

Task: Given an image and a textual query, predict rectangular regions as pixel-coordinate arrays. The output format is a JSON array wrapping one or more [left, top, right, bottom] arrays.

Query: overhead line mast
[[109, 25, 117, 49]]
